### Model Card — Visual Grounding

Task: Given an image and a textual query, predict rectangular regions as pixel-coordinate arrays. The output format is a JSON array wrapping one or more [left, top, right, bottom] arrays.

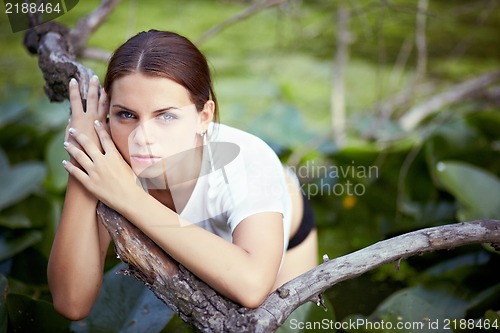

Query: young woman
[[47, 30, 317, 320]]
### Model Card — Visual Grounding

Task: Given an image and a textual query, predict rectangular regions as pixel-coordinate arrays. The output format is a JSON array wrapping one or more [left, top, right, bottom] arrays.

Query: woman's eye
[[117, 111, 135, 119], [157, 113, 176, 122]]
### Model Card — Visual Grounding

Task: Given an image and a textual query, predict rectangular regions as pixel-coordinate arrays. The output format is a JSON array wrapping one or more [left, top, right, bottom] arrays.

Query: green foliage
[[435, 161, 500, 221], [6, 293, 70, 333], [71, 264, 173, 333]]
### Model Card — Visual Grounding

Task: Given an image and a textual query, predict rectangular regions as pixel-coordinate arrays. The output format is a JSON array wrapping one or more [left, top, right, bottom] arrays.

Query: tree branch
[[195, 0, 287, 45], [22, 0, 120, 102], [97, 202, 500, 333], [331, 3, 350, 147], [69, 0, 121, 56], [399, 70, 500, 130]]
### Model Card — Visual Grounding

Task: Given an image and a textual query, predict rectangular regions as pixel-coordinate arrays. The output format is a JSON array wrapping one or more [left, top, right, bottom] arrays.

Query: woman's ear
[[199, 100, 215, 133]]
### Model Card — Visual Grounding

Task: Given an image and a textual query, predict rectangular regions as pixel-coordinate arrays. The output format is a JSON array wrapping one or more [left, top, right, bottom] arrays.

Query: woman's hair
[[103, 30, 218, 122]]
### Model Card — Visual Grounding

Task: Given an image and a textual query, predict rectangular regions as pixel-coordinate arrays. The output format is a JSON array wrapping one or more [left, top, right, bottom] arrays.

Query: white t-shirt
[[177, 123, 292, 252]]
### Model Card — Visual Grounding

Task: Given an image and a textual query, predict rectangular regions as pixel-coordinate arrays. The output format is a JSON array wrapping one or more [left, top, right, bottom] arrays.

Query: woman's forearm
[[119, 189, 283, 308], [47, 176, 110, 320]]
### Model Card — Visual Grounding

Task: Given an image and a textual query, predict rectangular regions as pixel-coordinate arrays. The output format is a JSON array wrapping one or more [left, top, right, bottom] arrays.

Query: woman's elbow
[[233, 276, 274, 309], [52, 295, 93, 321], [237, 292, 268, 309]]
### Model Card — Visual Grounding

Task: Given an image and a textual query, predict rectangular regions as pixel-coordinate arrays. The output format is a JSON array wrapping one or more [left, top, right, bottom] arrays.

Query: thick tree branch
[[97, 202, 500, 333], [23, 0, 119, 102]]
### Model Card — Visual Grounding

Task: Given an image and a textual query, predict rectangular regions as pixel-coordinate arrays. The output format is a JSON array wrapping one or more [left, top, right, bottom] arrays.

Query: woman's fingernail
[[69, 128, 76, 135], [94, 120, 101, 127], [62, 160, 68, 166], [69, 78, 77, 86], [91, 75, 98, 82], [63, 141, 69, 148]]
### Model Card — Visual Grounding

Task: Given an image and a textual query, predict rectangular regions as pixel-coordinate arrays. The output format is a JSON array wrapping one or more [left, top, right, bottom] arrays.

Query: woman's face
[[108, 72, 211, 181]]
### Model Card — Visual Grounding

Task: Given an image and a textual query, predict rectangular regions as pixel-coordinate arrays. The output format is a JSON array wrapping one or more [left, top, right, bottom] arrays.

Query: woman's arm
[[47, 77, 111, 320], [47, 176, 111, 320], [63, 122, 285, 309], [126, 197, 284, 308]]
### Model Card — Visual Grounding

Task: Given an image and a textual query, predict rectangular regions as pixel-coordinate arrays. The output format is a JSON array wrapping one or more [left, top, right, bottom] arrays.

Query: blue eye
[[157, 113, 176, 122]]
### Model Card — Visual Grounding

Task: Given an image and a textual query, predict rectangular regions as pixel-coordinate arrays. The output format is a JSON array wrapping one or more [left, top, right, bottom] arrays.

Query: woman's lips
[[131, 154, 162, 166]]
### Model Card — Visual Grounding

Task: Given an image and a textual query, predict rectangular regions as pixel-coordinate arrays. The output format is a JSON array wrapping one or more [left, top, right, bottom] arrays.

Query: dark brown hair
[[104, 30, 218, 121]]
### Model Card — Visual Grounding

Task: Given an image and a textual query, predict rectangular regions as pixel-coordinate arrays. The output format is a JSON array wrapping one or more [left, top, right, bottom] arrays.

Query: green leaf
[[0, 150, 8, 171], [0, 161, 46, 211], [423, 251, 490, 278], [27, 99, 69, 130], [0, 274, 8, 333], [0, 214, 31, 229], [0, 101, 28, 127], [0, 230, 43, 261], [247, 102, 316, 148], [367, 285, 469, 333], [466, 283, 500, 318], [71, 263, 173, 333], [6, 294, 70, 333], [435, 161, 500, 220]]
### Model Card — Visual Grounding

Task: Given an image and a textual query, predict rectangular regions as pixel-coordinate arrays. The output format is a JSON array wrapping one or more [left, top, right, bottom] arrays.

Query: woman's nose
[[130, 122, 154, 146]]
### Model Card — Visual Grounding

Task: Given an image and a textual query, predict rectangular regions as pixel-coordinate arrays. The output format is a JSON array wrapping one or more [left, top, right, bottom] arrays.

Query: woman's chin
[[133, 164, 167, 181]]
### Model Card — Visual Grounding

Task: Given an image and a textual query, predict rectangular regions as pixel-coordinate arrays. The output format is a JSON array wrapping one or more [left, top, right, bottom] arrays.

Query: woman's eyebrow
[[111, 104, 178, 113], [111, 104, 136, 112]]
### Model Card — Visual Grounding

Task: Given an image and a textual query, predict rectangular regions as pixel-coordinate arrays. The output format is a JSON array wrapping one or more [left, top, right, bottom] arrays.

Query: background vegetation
[[1, 0, 499, 332]]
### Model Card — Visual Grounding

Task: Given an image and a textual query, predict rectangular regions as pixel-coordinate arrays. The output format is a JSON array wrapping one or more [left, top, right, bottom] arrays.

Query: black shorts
[[287, 194, 315, 250]]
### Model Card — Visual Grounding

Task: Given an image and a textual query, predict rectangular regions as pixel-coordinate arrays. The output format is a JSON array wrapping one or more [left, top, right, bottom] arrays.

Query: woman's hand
[[66, 76, 109, 158], [62, 121, 142, 212]]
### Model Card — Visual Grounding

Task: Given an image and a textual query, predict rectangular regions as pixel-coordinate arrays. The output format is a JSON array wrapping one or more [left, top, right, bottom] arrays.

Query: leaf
[[6, 294, 70, 333], [246, 102, 316, 148], [0, 274, 8, 333], [466, 283, 500, 318], [0, 150, 9, 172], [71, 263, 173, 333], [0, 230, 43, 261], [0, 161, 46, 211], [27, 99, 69, 130], [366, 285, 469, 333], [0, 101, 28, 127], [435, 161, 500, 220], [423, 251, 490, 278], [0, 215, 31, 229]]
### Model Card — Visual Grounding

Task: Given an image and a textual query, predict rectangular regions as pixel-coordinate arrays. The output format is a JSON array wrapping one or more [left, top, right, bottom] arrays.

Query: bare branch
[[81, 47, 112, 62], [415, 0, 428, 82], [195, 0, 287, 45], [331, 3, 350, 147], [400, 70, 500, 130], [69, 0, 121, 55]]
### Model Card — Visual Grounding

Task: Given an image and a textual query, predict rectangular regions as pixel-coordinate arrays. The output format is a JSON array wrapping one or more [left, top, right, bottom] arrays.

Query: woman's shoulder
[[209, 123, 276, 156]]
